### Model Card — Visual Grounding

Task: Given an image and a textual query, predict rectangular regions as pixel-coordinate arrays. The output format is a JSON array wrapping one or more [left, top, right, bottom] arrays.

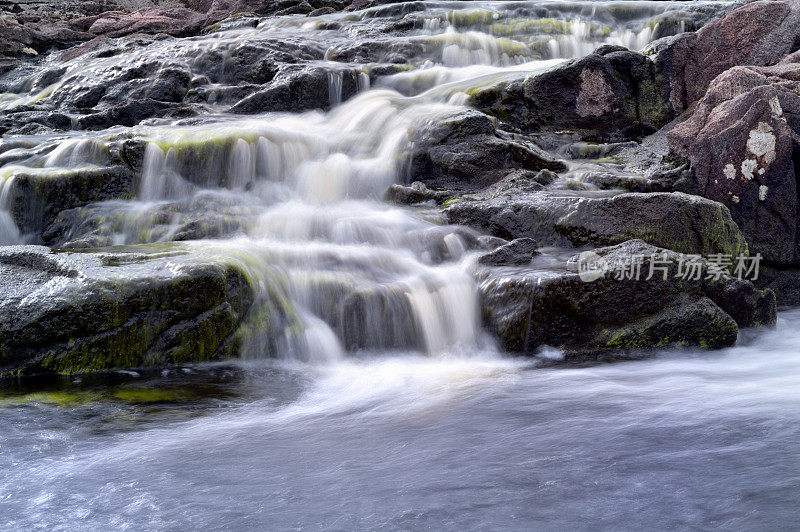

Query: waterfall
[[0, 0, 694, 361]]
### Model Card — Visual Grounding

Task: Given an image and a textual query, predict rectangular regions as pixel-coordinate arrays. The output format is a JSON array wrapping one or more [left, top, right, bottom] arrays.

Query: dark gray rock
[[446, 190, 748, 258], [402, 109, 567, 192], [470, 47, 673, 142], [478, 240, 776, 356], [230, 65, 364, 114], [7, 165, 136, 239], [386, 181, 450, 205], [754, 266, 800, 307], [477, 237, 538, 266], [0, 245, 257, 376]]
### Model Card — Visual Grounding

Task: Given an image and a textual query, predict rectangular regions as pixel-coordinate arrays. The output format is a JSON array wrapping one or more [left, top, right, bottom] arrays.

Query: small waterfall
[[0, 0, 700, 362], [0, 176, 20, 245], [327, 71, 344, 107]]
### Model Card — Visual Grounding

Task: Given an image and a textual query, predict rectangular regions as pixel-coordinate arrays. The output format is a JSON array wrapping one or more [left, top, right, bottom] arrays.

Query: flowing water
[[0, 1, 798, 529]]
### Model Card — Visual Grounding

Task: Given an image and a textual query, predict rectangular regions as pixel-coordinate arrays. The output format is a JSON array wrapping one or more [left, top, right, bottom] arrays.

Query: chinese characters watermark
[[577, 251, 761, 283]]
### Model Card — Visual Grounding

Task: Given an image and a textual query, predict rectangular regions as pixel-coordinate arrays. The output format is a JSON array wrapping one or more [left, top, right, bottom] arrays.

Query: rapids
[[1, 1, 798, 529], [0, 0, 716, 360]]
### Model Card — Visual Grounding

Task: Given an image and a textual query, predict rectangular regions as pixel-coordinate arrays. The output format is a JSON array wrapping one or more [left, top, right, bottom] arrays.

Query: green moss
[[448, 9, 501, 27], [112, 387, 196, 403], [0, 391, 102, 407]]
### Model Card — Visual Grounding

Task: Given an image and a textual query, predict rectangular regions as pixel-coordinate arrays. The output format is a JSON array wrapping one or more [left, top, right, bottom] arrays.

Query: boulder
[[446, 190, 747, 259], [477, 237, 538, 266], [470, 46, 673, 142], [401, 109, 567, 191], [6, 165, 136, 239], [667, 61, 800, 265], [754, 266, 800, 308], [478, 240, 776, 356], [0, 244, 256, 376], [230, 65, 365, 114], [649, 0, 800, 112]]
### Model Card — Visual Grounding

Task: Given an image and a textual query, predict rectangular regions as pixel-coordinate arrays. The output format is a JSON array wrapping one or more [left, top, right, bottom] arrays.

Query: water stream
[[0, 1, 798, 528]]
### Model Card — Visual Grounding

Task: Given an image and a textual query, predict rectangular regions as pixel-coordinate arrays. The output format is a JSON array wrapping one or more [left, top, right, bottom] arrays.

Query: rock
[[386, 181, 450, 205], [41, 192, 254, 249], [649, 0, 800, 112], [80, 8, 209, 38], [6, 165, 136, 239], [478, 240, 776, 356], [667, 61, 800, 265], [446, 190, 747, 259], [230, 65, 364, 113], [402, 109, 567, 192], [477, 238, 538, 266], [0, 244, 256, 376], [754, 266, 800, 307], [470, 47, 673, 142], [581, 162, 697, 194]]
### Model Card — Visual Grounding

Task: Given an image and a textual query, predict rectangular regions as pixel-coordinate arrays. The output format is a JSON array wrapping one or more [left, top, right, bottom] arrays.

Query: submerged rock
[[446, 190, 747, 259], [0, 245, 256, 376], [478, 240, 776, 356]]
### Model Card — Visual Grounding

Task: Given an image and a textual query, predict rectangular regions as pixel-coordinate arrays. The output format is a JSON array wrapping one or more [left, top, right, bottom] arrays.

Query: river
[[0, 0, 798, 529]]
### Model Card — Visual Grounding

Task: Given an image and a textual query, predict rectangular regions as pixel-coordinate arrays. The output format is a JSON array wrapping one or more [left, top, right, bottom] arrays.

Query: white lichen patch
[[759, 185, 768, 201], [769, 96, 783, 117], [741, 159, 758, 180], [746, 121, 776, 164], [732, 195, 740, 203], [723, 163, 736, 180]]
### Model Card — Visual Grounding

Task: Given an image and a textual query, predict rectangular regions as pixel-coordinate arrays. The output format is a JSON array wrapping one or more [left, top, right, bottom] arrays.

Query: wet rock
[[667, 61, 800, 265], [6, 166, 136, 239], [755, 266, 800, 307], [649, 0, 800, 112], [77, 99, 187, 130], [80, 8, 209, 38], [446, 190, 747, 258], [42, 192, 254, 249], [0, 245, 255, 376], [402, 109, 567, 192], [581, 162, 697, 194], [386, 181, 450, 205], [230, 65, 364, 114], [478, 240, 776, 356], [306, 277, 422, 351], [477, 238, 538, 266], [470, 47, 673, 142]]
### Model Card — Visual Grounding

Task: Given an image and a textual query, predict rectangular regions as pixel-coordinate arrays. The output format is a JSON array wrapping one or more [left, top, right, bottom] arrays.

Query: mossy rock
[[0, 244, 261, 376]]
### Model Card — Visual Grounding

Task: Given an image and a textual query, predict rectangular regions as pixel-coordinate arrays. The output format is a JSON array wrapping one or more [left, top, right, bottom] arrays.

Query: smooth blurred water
[[1, 309, 798, 530], [1, 2, 797, 528]]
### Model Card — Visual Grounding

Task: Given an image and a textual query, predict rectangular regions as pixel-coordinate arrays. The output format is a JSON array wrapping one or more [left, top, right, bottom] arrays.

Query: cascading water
[[1, 2, 799, 529], [0, 0, 684, 362]]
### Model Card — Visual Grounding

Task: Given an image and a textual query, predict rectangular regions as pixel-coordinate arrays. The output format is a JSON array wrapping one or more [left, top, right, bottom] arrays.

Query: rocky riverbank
[[0, 0, 798, 375]]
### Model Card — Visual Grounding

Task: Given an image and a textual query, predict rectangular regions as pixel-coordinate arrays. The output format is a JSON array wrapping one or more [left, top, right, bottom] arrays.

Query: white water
[[0, 0, 690, 361], [3, 3, 798, 528]]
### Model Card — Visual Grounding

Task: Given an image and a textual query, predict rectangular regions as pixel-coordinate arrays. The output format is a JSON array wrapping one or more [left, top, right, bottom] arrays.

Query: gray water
[[1, 1, 798, 529], [1, 309, 799, 530]]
